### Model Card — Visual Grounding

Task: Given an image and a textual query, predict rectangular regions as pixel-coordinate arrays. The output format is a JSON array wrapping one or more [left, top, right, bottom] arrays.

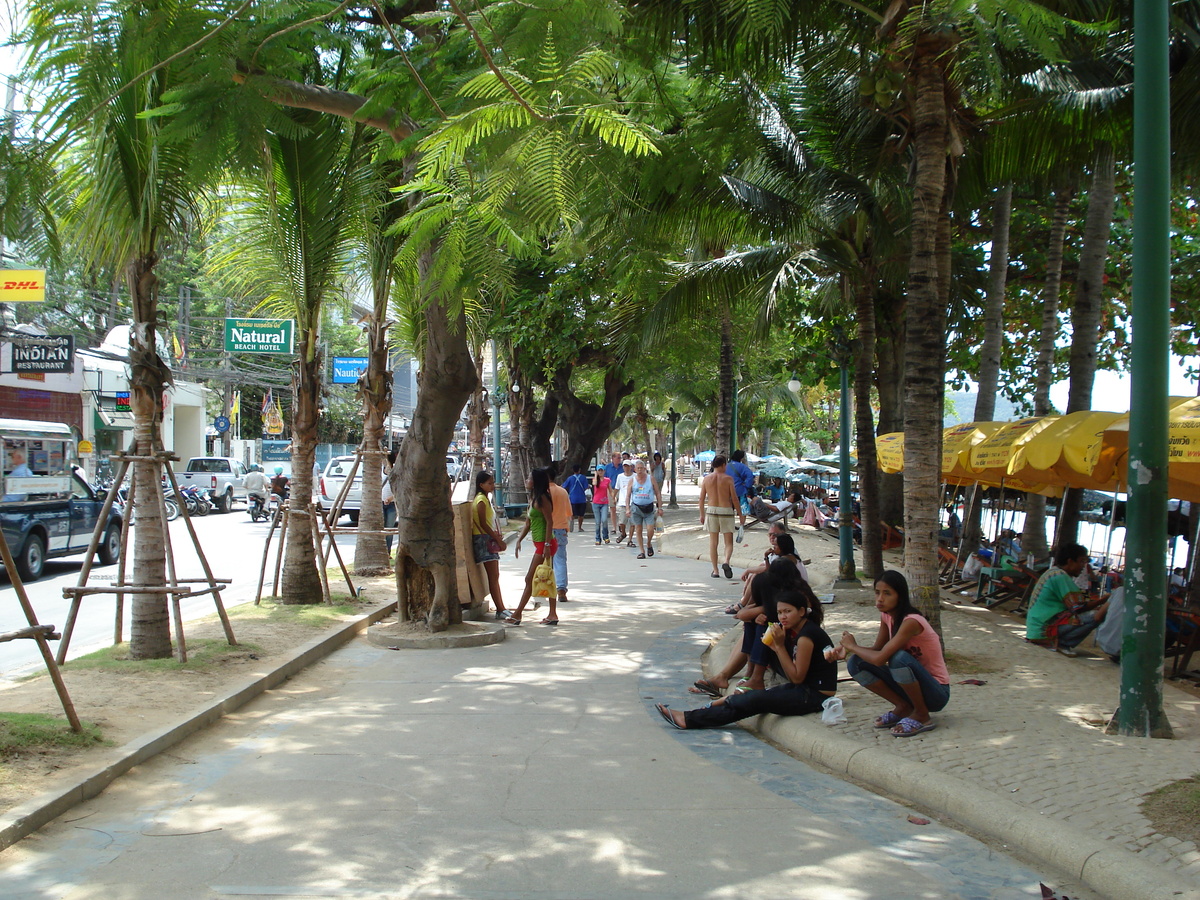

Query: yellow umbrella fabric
[[943, 421, 1002, 482], [876, 432, 904, 474], [1105, 396, 1200, 501], [1008, 409, 1127, 491], [966, 417, 1063, 495]]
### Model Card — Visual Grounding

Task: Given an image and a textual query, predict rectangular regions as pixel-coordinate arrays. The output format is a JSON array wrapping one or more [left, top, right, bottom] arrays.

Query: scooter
[[247, 493, 270, 523]]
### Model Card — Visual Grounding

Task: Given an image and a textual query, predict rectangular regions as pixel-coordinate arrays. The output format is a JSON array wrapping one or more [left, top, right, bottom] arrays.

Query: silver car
[[320, 456, 364, 525]]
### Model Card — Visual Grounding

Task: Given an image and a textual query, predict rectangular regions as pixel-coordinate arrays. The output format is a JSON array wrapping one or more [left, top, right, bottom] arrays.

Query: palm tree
[[26, 0, 213, 656], [215, 109, 365, 603]]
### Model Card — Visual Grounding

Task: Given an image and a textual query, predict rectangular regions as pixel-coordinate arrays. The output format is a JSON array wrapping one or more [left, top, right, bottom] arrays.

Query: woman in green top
[[504, 467, 559, 626]]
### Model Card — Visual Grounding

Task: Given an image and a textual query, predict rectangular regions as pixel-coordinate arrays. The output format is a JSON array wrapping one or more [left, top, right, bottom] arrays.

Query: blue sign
[[261, 439, 291, 462], [214, 416, 230, 433], [332, 356, 369, 384]]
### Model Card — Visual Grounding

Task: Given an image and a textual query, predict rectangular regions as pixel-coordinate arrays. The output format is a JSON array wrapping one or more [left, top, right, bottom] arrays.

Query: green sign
[[224, 318, 295, 354]]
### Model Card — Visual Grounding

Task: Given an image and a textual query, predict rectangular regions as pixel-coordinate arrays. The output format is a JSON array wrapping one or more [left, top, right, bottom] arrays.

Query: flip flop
[[647, 546, 654, 557], [710, 572, 721, 579], [656, 703, 684, 730], [540, 618, 559, 625], [873, 711, 904, 729], [722, 563, 733, 579], [891, 717, 937, 737], [691, 679, 723, 698], [636, 553, 646, 559]]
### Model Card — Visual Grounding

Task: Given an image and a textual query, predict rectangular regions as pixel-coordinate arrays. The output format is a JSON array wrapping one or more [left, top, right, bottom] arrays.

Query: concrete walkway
[[0, 489, 1196, 900]]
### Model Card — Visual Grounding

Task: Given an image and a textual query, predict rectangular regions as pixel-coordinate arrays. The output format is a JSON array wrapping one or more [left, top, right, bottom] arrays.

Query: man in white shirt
[[613, 460, 634, 546]]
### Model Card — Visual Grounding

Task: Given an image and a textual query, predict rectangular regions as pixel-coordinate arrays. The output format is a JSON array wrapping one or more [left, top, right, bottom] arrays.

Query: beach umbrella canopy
[[1007, 409, 1127, 491], [812, 452, 856, 469], [1105, 396, 1200, 501], [876, 432, 904, 474], [756, 456, 799, 479], [693, 450, 716, 463]]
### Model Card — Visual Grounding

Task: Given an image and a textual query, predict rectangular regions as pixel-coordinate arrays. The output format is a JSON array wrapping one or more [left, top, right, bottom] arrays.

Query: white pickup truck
[[176, 457, 248, 513]]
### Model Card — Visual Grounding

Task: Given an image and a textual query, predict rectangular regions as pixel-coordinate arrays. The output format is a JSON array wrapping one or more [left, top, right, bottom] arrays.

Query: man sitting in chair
[[1026, 542, 1109, 657]]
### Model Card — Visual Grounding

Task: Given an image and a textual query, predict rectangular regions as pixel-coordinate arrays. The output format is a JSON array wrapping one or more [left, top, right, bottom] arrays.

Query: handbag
[[486, 535, 503, 554], [532, 560, 556, 598], [635, 502, 656, 515]]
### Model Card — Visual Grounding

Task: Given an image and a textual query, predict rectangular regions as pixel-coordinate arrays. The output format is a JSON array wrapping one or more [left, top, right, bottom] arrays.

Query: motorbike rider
[[244, 465, 269, 513], [269, 465, 290, 501]]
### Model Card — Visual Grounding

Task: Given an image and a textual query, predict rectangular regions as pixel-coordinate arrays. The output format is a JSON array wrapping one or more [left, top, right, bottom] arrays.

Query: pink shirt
[[884, 611, 950, 684], [592, 477, 610, 504]]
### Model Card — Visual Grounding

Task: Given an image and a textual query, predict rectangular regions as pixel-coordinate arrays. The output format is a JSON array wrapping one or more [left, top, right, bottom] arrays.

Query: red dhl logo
[[2, 281, 42, 290]]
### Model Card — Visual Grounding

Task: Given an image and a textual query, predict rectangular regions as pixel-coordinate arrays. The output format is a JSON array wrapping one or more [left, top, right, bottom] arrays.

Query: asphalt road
[[0, 503, 361, 680]]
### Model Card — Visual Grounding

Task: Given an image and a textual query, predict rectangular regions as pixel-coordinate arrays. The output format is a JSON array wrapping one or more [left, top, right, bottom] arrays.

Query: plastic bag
[[655, 514, 665, 531], [532, 561, 556, 598], [821, 696, 846, 725]]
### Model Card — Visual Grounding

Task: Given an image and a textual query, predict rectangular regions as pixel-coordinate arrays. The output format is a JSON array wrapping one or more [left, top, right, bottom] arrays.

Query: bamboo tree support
[[318, 447, 397, 567], [254, 500, 354, 603], [311, 507, 332, 605], [254, 504, 284, 605], [58, 451, 236, 665], [315, 505, 355, 598], [0, 529, 81, 732]]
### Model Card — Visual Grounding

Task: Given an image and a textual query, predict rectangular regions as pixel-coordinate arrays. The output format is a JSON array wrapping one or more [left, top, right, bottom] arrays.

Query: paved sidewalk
[[3, 529, 1094, 900], [1, 488, 1196, 899]]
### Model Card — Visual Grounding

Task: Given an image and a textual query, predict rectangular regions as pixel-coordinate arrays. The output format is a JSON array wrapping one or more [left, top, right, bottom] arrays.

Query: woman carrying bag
[[471, 472, 509, 620], [504, 467, 560, 626]]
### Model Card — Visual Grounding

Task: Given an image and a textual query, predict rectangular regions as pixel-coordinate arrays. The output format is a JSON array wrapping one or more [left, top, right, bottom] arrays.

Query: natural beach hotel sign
[[1, 269, 47, 303], [224, 318, 295, 354]]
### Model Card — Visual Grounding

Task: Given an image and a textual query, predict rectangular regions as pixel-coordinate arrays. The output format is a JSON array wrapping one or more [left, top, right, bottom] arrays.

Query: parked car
[[0, 419, 122, 582], [320, 455, 363, 525], [176, 457, 248, 512], [446, 455, 466, 482]]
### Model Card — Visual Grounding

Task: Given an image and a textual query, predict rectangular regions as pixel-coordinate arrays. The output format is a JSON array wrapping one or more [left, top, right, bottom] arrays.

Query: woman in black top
[[658, 585, 836, 730]]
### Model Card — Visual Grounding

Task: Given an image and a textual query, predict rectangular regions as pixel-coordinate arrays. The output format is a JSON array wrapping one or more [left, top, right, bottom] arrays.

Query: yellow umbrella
[[966, 416, 1063, 495], [876, 432, 904, 474], [943, 421, 1002, 482], [1104, 396, 1200, 501], [1008, 409, 1127, 491]]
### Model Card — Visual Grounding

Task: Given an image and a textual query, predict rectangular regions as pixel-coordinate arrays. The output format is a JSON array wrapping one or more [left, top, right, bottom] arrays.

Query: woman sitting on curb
[[834, 570, 950, 737], [657, 584, 837, 730]]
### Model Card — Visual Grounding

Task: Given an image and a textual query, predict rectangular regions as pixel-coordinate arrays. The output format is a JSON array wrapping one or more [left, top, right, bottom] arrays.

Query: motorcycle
[[178, 484, 211, 517], [247, 492, 270, 523]]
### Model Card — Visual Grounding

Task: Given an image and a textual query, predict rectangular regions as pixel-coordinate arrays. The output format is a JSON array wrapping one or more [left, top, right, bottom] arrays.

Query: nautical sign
[[331, 356, 369, 384]]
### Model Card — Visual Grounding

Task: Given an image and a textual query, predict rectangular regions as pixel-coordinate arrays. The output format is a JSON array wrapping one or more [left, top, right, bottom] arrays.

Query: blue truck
[[0, 419, 122, 582]]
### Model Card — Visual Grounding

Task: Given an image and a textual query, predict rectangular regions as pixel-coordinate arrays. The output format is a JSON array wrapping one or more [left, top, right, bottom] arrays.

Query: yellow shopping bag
[[532, 560, 556, 598]]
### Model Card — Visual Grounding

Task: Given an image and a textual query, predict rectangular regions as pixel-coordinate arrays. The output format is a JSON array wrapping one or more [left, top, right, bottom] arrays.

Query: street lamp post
[[668, 407, 681, 509]]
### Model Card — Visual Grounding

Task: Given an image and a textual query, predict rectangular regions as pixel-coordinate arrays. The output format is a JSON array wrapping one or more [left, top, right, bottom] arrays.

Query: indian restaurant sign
[[224, 318, 295, 354], [5, 334, 74, 373]]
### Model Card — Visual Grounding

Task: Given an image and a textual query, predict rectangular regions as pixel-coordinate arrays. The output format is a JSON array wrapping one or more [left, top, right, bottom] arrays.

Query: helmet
[[274, 466, 283, 475], [251, 464, 261, 472]]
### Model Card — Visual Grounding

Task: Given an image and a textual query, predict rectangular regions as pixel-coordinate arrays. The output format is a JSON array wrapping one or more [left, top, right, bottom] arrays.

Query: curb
[[0, 598, 398, 854], [701, 649, 1200, 900]]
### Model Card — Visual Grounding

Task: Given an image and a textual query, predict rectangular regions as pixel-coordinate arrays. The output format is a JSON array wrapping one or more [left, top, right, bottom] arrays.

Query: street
[[0, 505, 361, 680]]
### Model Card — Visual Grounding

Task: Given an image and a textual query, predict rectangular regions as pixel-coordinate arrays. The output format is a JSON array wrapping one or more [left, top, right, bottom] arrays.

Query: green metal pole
[[668, 408, 679, 509], [491, 342, 504, 508], [837, 363, 858, 584], [1119, 0, 1172, 738], [730, 380, 739, 456]]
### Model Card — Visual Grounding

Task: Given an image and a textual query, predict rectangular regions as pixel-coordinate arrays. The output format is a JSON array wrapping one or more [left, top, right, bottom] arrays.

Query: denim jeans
[[552, 527, 568, 593], [847, 649, 950, 712], [1057, 610, 1101, 650], [684, 683, 827, 729], [383, 502, 397, 552], [593, 502, 609, 541]]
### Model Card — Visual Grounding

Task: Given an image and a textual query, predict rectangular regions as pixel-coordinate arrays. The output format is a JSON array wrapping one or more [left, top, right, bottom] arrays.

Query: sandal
[[873, 711, 904, 729], [647, 546, 654, 557], [501, 613, 522, 626], [636, 553, 646, 559], [540, 618, 559, 625], [891, 717, 937, 737], [656, 703, 684, 730]]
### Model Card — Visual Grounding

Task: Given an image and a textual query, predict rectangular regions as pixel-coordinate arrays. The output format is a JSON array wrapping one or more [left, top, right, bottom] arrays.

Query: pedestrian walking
[[547, 465, 571, 604], [504, 468, 559, 626], [563, 464, 590, 533], [613, 459, 634, 545], [626, 459, 662, 559], [699, 455, 739, 579], [591, 465, 611, 544]]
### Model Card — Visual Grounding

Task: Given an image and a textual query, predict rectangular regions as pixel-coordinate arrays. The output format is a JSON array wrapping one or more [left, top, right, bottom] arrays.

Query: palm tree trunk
[[281, 335, 324, 604], [464, 346, 489, 485], [126, 253, 172, 659], [1057, 143, 1116, 546], [353, 307, 393, 575], [875, 299, 905, 527], [1022, 187, 1073, 562], [963, 184, 1012, 553], [901, 34, 953, 632], [715, 310, 733, 455], [394, 254, 478, 630], [853, 276, 883, 579]]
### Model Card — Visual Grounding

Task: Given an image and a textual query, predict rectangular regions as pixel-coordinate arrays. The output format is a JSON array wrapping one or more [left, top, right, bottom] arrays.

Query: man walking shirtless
[[699, 455, 739, 579]]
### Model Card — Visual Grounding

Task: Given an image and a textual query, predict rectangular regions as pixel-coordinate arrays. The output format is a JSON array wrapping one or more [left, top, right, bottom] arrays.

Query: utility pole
[[222, 296, 233, 457]]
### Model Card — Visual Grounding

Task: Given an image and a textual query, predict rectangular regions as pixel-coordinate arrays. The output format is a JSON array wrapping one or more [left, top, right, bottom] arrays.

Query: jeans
[[1057, 610, 1101, 650], [552, 527, 568, 593], [684, 683, 827, 729], [593, 502, 609, 541], [384, 502, 397, 552], [847, 650, 950, 712]]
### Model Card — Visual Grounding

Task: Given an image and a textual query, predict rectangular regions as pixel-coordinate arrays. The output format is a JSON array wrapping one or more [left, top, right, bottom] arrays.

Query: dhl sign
[[1, 269, 47, 303]]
